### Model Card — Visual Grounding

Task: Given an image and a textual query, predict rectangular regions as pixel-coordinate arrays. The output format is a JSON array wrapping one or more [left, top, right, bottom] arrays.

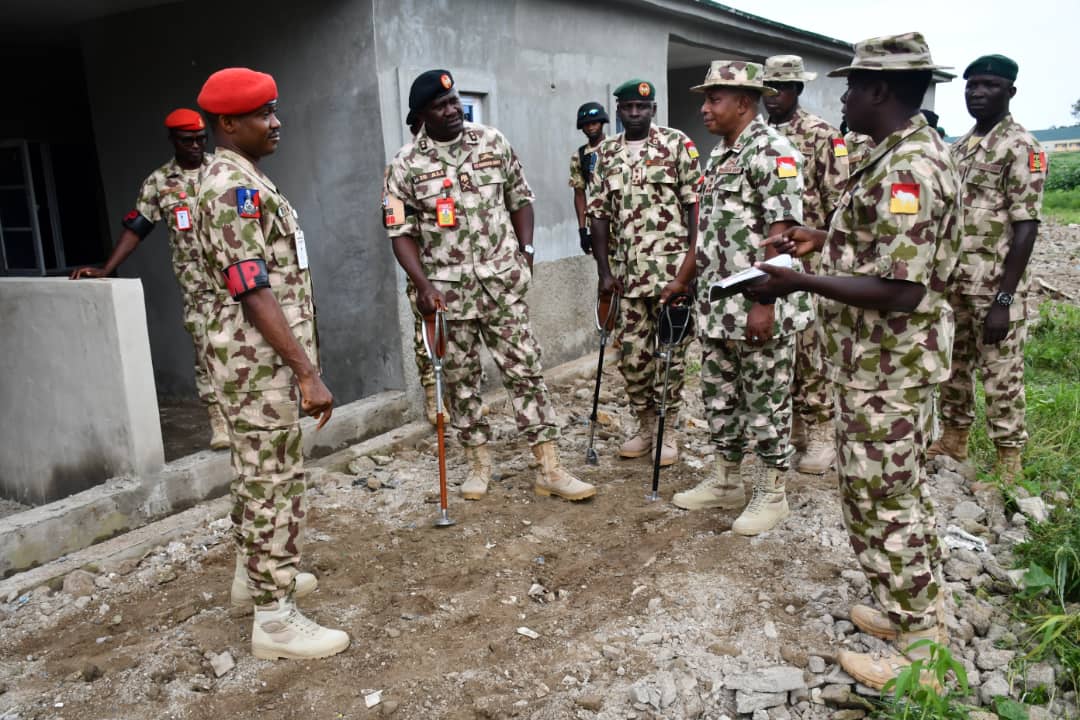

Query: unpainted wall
[[79, 0, 398, 404]]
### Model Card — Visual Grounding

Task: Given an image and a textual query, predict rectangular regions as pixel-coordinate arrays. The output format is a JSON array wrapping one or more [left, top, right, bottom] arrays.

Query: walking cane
[[586, 290, 620, 465], [648, 293, 693, 502], [423, 305, 455, 528]]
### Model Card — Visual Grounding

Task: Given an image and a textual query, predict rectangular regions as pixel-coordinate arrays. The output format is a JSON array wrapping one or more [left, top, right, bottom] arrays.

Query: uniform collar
[[857, 112, 930, 175], [767, 106, 805, 130], [955, 113, 1015, 157], [721, 116, 767, 156], [165, 153, 212, 178], [413, 122, 482, 161]]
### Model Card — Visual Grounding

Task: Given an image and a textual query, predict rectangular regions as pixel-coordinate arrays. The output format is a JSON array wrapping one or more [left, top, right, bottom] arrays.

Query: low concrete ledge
[[0, 389, 410, 579]]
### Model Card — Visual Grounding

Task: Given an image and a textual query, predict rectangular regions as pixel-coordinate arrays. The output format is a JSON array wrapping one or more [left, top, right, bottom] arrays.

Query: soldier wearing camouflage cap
[[762, 54, 850, 476], [70, 110, 229, 451], [386, 69, 595, 503], [670, 60, 807, 536], [751, 32, 960, 688], [588, 78, 702, 467], [195, 68, 348, 660], [929, 54, 1044, 484]]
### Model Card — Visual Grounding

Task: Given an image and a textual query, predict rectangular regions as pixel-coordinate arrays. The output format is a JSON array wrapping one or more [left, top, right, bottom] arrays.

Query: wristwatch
[[521, 244, 535, 255], [994, 291, 1014, 307]]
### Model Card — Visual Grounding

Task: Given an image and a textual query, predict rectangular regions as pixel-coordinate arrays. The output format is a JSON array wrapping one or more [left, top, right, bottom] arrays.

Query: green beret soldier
[[587, 78, 701, 467], [751, 32, 961, 689], [928, 54, 1044, 483]]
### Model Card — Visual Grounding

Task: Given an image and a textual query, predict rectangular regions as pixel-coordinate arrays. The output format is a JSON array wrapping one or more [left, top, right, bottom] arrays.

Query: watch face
[[996, 292, 1014, 306]]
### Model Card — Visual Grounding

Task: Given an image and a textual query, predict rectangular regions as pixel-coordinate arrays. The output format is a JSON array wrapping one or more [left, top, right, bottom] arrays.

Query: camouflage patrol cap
[[614, 79, 656, 103], [828, 32, 952, 77], [763, 55, 817, 83], [690, 61, 777, 96]]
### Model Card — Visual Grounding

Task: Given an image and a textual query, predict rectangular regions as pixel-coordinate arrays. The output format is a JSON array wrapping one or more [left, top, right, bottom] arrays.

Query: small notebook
[[708, 254, 793, 302]]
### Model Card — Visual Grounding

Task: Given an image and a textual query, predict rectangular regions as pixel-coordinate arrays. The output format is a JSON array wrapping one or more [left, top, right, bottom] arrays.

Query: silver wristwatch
[[994, 291, 1014, 307], [521, 244, 535, 255]]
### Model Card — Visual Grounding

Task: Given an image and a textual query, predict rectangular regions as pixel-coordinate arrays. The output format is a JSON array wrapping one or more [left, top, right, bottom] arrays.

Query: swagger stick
[[586, 291, 620, 465], [423, 305, 455, 527], [648, 293, 693, 501]]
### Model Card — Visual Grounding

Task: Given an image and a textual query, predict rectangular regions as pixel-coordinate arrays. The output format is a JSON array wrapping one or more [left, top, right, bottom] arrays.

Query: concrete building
[[1032, 125, 1080, 153], [3, 0, 937, 505]]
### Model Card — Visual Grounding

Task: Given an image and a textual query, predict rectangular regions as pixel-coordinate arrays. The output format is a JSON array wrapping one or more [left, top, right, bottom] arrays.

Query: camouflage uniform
[[195, 147, 317, 605], [696, 116, 808, 468], [844, 131, 876, 168], [134, 155, 218, 409], [588, 125, 701, 416], [943, 114, 1044, 447], [768, 107, 848, 426], [568, 139, 603, 197], [386, 122, 558, 447], [822, 113, 961, 631]]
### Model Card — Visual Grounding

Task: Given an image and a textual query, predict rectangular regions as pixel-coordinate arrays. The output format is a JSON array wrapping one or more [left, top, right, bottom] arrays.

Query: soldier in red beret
[[70, 108, 229, 451], [193, 67, 348, 660]]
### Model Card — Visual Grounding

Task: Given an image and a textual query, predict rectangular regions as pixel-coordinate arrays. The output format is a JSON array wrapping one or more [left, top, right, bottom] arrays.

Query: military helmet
[[576, 102, 609, 129]]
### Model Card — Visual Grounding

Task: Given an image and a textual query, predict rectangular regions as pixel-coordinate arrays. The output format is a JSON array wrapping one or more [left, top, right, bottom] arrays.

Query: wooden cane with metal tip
[[423, 305, 455, 528]]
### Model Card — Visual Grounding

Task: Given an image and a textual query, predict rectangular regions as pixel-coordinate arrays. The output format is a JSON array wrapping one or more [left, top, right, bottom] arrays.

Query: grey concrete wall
[[78, 0, 399, 405], [0, 278, 164, 504]]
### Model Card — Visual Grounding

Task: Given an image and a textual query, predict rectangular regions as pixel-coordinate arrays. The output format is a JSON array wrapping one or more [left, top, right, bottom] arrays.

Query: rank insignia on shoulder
[[889, 183, 920, 214], [775, 157, 798, 178], [1029, 151, 1047, 173], [684, 140, 699, 160], [832, 138, 848, 157], [236, 188, 261, 219]]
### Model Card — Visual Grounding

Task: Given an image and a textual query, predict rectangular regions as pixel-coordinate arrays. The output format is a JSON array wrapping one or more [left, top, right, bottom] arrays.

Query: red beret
[[197, 68, 278, 115], [164, 108, 205, 131]]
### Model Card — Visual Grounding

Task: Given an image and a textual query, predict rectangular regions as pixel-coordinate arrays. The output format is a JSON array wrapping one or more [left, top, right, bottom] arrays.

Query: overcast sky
[[720, 0, 1080, 133]]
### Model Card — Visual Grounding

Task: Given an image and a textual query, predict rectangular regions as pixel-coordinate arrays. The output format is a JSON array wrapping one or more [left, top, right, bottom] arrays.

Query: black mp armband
[[121, 210, 155, 240], [223, 258, 270, 300]]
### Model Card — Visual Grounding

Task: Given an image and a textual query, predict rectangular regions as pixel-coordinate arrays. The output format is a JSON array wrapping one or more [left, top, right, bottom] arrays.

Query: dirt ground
[[1, 224, 1077, 720]]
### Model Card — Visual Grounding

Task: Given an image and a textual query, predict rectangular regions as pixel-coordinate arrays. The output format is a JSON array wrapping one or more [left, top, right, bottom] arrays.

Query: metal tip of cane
[[585, 447, 599, 465], [646, 490, 660, 502], [434, 509, 456, 527]]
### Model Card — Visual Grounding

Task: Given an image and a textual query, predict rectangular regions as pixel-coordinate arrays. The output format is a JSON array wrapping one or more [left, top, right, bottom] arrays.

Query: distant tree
[[1073, 97, 1080, 121]]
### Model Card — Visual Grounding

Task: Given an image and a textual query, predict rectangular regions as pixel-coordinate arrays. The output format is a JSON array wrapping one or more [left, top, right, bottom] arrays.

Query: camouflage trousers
[[224, 384, 306, 605], [618, 295, 692, 417], [406, 282, 435, 389], [700, 335, 795, 469], [183, 305, 219, 409], [792, 325, 833, 425], [444, 298, 560, 447], [835, 383, 942, 632], [939, 293, 1028, 447]]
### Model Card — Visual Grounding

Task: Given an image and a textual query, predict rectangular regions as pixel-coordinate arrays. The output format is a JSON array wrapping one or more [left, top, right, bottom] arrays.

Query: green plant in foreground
[[873, 640, 974, 719]]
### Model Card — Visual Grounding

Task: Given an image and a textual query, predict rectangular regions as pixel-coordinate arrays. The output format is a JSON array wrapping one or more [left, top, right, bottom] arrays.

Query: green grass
[[1045, 151, 1080, 224]]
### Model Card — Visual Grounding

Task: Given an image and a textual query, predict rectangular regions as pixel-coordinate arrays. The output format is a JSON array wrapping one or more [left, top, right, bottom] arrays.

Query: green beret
[[614, 79, 656, 102], [963, 54, 1018, 81]]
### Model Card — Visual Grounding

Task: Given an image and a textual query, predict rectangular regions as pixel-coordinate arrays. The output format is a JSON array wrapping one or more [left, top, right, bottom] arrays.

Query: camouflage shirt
[[696, 116, 811, 340], [768, 107, 848, 231], [950, 113, 1044, 298], [195, 148, 317, 394], [568, 139, 603, 191], [386, 122, 535, 321], [134, 154, 214, 312], [587, 125, 701, 297], [844, 131, 876, 169], [820, 113, 961, 390]]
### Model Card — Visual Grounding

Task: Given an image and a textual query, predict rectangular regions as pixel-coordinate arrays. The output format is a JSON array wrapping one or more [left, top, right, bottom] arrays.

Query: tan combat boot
[[251, 597, 350, 660], [797, 423, 836, 475], [461, 444, 493, 500], [839, 623, 947, 690], [423, 384, 438, 426], [209, 403, 230, 450], [532, 442, 596, 501], [619, 408, 655, 459], [672, 458, 743, 510], [852, 594, 946, 641], [790, 415, 809, 454], [659, 437, 678, 466], [994, 445, 1023, 483], [732, 465, 790, 536], [926, 426, 969, 462], [231, 553, 318, 609]]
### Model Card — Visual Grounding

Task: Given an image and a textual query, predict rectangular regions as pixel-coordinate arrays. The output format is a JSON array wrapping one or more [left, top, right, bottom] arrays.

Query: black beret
[[963, 54, 1018, 82], [409, 69, 455, 114], [576, 102, 609, 128]]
